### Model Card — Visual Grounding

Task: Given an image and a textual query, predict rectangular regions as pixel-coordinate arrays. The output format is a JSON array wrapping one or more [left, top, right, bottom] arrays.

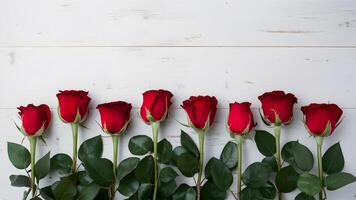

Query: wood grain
[[0, 47, 356, 108], [1, 0, 356, 47]]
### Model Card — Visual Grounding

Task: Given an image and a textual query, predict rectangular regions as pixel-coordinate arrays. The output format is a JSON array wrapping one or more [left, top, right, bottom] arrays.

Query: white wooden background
[[1, 0, 356, 199]]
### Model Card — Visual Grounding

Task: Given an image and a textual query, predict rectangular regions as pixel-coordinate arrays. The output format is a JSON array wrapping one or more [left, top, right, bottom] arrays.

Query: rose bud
[[97, 101, 132, 134], [301, 103, 343, 136], [56, 90, 91, 123], [258, 91, 297, 125], [181, 96, 218, 130], [228, 102, 256, 135], [140, 89, 173, 123], [17, 104, 51, 136]]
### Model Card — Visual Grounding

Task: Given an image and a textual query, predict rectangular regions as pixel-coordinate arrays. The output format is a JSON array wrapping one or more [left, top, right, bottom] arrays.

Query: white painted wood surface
[[1, 0, 356, 46], [1, 0, 356, 199]]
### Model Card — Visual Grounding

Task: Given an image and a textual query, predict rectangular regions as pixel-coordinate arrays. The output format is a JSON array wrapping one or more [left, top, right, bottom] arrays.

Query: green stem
[[29, 136, 37, 198], [71, 123, 79, 174], [111, 135, 120, 199], [274, 125, 282, 200], [112, 135, 120, 175], [316, 136, 325, 200], [235, 135, 244, 199], [152, 122, 160, 200], [196, 129, 205, 200]]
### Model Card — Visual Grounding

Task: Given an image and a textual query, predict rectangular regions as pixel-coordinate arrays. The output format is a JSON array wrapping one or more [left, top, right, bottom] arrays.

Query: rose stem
[[235, 135, 244, 199], [111, 134, 120, 199], [71, 123, 79, 173], [274, 124, 282, 200], [316, 136, 325, 200], [29, 136, 37, 198], [152, 122, 160, 200], [196, 129, 205, 200]]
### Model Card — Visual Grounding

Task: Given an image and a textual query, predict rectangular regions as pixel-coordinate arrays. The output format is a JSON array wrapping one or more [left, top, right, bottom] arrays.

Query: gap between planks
[[1, 45, 356, 48]]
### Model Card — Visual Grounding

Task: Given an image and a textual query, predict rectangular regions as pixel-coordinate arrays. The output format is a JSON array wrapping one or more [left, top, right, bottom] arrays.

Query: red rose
[[17, 104, 51, 136], [181, 96, 218, 129], [301, 103, 343, 136], [140, 89, 173, 123], [228, 102, 256, 135], [56, 90, 91, 123], [258, 91, 297, 125], [97, 101, 132, 134]]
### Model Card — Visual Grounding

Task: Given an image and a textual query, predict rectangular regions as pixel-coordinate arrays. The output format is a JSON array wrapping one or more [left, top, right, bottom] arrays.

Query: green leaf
[[77, 171, 93, 185], [201, 180, 226, 200], [255, 130, 276, 157], [137, 183, 153, 200], [297, 173, 322, 196], [40, 186, 54, 200], [35, 152, 51, 180], [9, 175, 31, 187], [241, 184, 276, 200], [220, 141, 237, 169], [322, 142, 345, 174], [209, 158, 233, 191], [94, 189, 110, 200], [204, 158, 214, 178], [135, 155, 154, 183], [159, 180, 178, 197], [293, 143, 314, 172], [262, 156, 278, 172], [240, 187, 263, 200], [259, 182, 277, 199], [116, 157, 140, 181], [242, 162, 272, 188], [118, 172, 140, 197], [50, 153, 72, 174], [84, 158, 115, 187], [77, 183, 101, 200], [128, 135, 153, 155], [172, 184, 196, 200], [7, 142, 31, 169], [181, 130, 199, 157], [282, 141, 314, 173], [51, 179, 77, 200], [176, 153, 199, 177], [158, 139, 173, 164], [275, 166, 299, 193], [172, 146, 189, 165], [295, 192, 316, 200], [325, 172, 356, 191], [159, 167, 178, 183], [60, 173, 77, 182], [282, 141, 298, 163], [78, 136, 103, 162]]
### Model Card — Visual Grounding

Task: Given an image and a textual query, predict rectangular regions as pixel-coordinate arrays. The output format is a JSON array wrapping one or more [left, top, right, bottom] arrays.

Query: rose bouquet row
[[7, 90, 355, 200]]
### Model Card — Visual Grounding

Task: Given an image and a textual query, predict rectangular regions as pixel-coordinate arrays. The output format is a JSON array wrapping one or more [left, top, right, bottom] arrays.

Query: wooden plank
[[1, 108, 355, 199], [1, 0, 356, 46], [0, 47, 356, 108]]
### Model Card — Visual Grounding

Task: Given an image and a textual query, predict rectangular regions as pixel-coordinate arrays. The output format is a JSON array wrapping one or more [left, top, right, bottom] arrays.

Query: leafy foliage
[[323, 142, 345, 174]]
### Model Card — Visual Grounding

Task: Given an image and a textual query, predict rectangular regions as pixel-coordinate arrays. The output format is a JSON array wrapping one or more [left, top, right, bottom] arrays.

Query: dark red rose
[[181, 96, 218, 129], [301, 103, 343, 136], [258, 91, 297, 125], [228, 102, 256, 135], [97, 101, 132, 134], [56, 90, 91, 123], [17, 104, 51, 136], [140, 89, 173, 123]]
